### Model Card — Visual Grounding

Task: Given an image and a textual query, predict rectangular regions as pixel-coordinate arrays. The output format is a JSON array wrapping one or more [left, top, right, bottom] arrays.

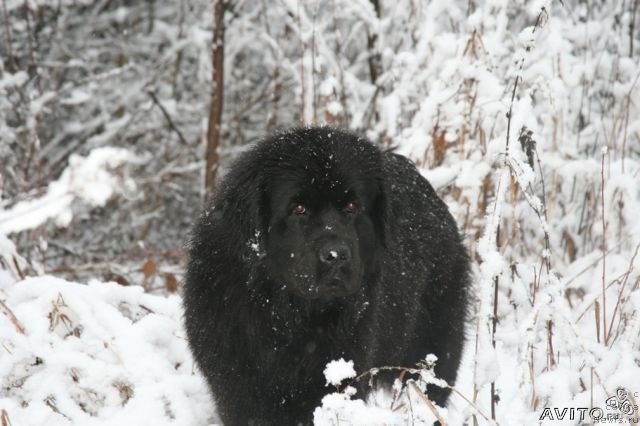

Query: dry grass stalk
[[595, 301, 601, 344], [449, 385, 491, 422], [0, 409, 11, 426], [0, 299, 25, 334], [547, 320, 556, 368], [408, 381, 447, 426], [601, 150, 608, 345], [606, 242, 640, 343]]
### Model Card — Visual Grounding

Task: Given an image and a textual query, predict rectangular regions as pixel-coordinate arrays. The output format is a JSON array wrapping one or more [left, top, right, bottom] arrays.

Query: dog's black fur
[[183, 127, 470, 425]]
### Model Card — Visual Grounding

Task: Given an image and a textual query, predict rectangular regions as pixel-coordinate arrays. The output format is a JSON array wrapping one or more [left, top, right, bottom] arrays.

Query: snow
[[323, 359, 356, 387], [313, 390, 401, 426], [0, 147, 134, 235], [0, 275, 213, 426], [0, 71, 29, 90]]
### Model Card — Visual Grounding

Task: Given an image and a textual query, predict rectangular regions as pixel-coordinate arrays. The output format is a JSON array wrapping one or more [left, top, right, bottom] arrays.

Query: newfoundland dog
[[183, 127, 470, 425]]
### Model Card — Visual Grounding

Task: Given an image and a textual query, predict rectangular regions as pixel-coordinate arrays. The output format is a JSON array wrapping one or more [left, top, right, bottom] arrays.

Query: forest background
[[1, 0, 640, 424]]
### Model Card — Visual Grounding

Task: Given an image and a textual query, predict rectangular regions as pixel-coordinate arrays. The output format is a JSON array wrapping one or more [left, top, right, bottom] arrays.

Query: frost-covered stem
[[1, 408, 11, 426], [171, 0, 186, 98], [268, 66, 281, 130], [205, 0, 225, 197], [449, 386, 491, 421], [606, 242, 640, 343], [1, 0, 16, 72], [471, 296, 483, 426], [491, 226, 499, 420], [230, 80, 273, 123], [0, 299, 26, 334], [408, 381, 447, 425], [477, 164, 507, 421], [297, 2, 305, 122], [361, 85, 381, 131], [472, 298, 481, 412], [590, 367, 594, 409], [490, 381, 497, 420], [310, 5, 318, 124], [352, 364, 417, 382], [533, 264, 540, 305], [23, 1, 38, 87], [12, 255, 25, 280], [465, 0, 475, 16], [490, 306, 498, 417], [148, 91, 188, 145], [331, 9, 348, 127], [479, 139, 512, 416], [546, 320, 556, 368], [504, 74, 520, 155], [21, 94, 42, 191], [630, 0, 639, 57], [600, 148, 608, 345], [259, 0, 281, 130], [367, 0, 382, 85], [595, 301, 601, 344], [621, 73, 640, 173], [534, 149, 551, 273], [529, 345, 536, 408]]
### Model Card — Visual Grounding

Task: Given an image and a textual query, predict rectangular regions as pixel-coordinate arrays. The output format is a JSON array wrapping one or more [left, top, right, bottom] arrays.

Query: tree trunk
[[205, 0, 225, 198]]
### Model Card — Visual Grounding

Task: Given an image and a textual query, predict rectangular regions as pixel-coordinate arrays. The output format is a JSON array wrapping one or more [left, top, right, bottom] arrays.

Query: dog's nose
[[319, 242, 351, 264]]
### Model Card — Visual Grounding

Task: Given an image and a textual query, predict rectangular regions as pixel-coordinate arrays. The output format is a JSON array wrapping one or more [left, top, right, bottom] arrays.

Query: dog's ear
[[212, 153, 266, 261]]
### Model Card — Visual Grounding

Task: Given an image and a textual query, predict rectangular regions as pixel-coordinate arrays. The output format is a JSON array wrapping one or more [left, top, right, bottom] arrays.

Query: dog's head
[[219, 127, 389, 302]]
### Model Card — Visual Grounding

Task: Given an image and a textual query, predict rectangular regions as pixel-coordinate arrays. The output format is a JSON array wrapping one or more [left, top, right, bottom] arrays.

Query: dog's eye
[[344, 201, 358, 214], [292, 204, 307, 215]]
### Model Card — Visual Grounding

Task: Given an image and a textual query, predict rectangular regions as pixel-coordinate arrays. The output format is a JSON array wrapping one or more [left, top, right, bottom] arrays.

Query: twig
[[23, 0, 39, 92], [408, 381, 447, 426], [504, 72, 520, 155], [595, 301, 601, 344], [229, 79, 274, 123], [310, 0, 318, 124], [0, 300, 26, 334], [575, 270, 632, 322], [297, 1, 305, 122], [471, 296, 482, 426], [147, 91, 188, 145], [352, 363, 490, 423], [491, 254, 499, 420], [352, 364, 418, 383], [630, 0, 638, 57], [565, 237, 630, 287], [1, 0, 17, 72], [534, 146, 551, 273], [361, 85, 381, 132], [601, 148, 608, 345], [367, 0, 382, 86], [547, 319, 556, 368], [449, 386, 491, 421], [605, 242, 640, 342], [12, 256, 25, 281], [1, 409, 12, 426]]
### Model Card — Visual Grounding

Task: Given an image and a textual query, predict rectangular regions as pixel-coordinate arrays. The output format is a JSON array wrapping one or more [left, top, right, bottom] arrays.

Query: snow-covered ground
[[0, 271, 214, 426]]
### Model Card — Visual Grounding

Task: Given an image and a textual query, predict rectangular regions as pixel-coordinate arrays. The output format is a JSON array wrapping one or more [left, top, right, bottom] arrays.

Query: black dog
[[183, 127, 470, 425]]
